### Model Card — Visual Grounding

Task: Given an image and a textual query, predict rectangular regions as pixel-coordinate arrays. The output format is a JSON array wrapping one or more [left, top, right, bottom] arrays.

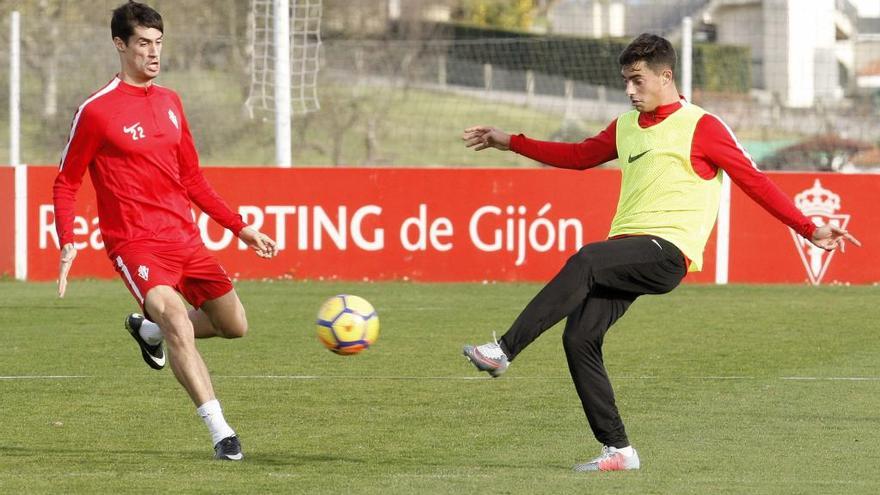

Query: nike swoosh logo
[[628, 149, 651, 163], [123, 123, 141, 134], [149, 353, 166, 366], [225, 453, 243, 460], [140, 339, 166, 366]]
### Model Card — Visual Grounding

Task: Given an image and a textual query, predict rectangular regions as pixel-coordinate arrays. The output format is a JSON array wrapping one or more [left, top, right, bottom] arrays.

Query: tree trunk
[[364, 118, 380, 165], [42, 62, 58, 118], [42, 21, 61, 118]]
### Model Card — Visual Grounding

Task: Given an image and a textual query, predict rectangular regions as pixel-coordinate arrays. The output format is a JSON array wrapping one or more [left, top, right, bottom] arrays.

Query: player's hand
[[810, 224, 861, 252], [239, 227, 278, 259], [463, 126, 511, 151], [58, 243, 78, 298]]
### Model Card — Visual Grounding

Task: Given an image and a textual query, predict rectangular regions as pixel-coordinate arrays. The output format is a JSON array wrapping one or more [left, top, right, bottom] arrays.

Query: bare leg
[[144, 285, 215, 406], [188, 289, 248, 339]]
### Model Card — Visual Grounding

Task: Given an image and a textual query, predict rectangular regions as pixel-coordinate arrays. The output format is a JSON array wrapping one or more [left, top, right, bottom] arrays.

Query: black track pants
[[499, 235, 687, 448]]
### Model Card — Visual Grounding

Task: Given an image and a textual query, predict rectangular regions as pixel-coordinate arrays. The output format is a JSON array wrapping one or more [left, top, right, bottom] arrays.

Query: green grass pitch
[[1, 280, 879, 494]]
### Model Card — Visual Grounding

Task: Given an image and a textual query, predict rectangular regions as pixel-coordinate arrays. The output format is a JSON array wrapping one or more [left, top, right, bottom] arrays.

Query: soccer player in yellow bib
[[461, 33, 860, 472]]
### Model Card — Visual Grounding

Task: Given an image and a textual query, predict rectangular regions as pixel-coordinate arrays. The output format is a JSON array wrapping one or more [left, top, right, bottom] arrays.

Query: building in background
[[2, 0, 879, 170], [548, 0, 860, 108], [547, 0, 626, 37], [709, 0, 853, 107], [855, 16, 880, 95]]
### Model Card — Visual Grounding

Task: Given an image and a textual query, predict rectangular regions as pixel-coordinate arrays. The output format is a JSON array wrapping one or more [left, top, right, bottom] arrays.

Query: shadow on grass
[[3, 446, 374, 466], [243, 452, 367, 466], [218, 450, 559, 471], [3, 445, 199, 460]]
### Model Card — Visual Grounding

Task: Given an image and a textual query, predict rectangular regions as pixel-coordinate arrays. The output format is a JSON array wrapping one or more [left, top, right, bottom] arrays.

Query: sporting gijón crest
[[789, 179, 850, 285]]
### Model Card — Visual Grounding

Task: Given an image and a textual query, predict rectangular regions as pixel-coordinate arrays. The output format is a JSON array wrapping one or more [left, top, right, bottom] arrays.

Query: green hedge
[[691, 43, 751, 93]]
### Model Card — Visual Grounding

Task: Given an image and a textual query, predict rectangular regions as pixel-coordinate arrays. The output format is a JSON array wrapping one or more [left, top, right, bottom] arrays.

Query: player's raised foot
[[463, 333, 509, 377], [573, 445, 640, 472], [124, 313, 165, 370], [214, 435, 243, 461]]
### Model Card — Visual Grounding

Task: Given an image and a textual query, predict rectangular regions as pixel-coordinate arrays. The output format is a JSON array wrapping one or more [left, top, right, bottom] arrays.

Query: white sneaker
[[462, 333, 509, 378], [573, 445, 640, 472]]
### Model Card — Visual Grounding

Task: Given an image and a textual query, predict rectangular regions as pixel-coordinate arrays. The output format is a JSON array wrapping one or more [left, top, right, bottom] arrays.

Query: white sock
[[614, 446, 635, 456], [138, 318, 163, 345], [197, 399, 236, 446]]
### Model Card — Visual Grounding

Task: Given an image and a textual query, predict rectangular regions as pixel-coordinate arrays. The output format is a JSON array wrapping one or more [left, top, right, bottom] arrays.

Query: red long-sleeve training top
[[53, 77, 246, 256], [509, 99, 816, 239]]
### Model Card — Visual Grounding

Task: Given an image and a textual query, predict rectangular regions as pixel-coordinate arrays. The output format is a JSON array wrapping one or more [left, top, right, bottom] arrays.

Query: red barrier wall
[[0, 167, 14, 278], [18, 166, 879, 285], [728, 173, 879, 284]]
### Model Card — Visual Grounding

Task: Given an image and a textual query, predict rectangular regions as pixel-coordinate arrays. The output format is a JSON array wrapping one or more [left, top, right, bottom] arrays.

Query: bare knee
[[216, 311, 248, 339], [199, 291, 249, 339], [154, 306, 194, 347]]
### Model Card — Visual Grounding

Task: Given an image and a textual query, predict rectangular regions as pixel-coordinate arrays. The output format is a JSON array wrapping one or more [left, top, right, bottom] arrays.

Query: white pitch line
[[2, 375, 880, 382], [0, 375, 89, 380], [215, 375, 880, 382], [219, 375, 492, 380], [781, 376, 880, 382]]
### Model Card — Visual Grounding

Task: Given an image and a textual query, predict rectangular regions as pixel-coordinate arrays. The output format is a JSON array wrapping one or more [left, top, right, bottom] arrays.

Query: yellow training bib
[[610, 103, 722, 272]]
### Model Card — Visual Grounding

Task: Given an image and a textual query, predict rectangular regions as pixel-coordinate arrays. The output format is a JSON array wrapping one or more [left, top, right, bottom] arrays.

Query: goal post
[[246, 0, 323, 167], [274, 0, 291, 168]]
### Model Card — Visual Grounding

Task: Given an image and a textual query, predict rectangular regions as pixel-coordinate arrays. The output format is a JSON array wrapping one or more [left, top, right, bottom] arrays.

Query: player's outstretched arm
[[810, 224, 861, 252], [463, 126, 511, 151], [58, 243, 78, 298], [238, 227, 278, 259]]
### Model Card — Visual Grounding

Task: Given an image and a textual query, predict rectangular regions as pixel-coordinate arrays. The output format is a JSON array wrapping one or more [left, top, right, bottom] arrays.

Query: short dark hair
[[111, 1, 163, 44], [618, 33, 676, 73]]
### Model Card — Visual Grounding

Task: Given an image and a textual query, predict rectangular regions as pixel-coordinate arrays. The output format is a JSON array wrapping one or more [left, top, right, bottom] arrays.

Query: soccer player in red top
[[53, 2, 277, 461], [461, 34, 860, 472]]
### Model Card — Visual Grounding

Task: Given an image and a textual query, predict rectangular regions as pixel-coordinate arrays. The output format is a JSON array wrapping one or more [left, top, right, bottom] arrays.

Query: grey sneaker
[[463, 333, 509, 378], [125, 313, 165, 370], [573, 446, 640, 472]]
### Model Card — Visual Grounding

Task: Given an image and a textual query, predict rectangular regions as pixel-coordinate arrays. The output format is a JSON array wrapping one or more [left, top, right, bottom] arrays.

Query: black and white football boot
[[124, 313, 166, 370], [214, 436, 244, 461]]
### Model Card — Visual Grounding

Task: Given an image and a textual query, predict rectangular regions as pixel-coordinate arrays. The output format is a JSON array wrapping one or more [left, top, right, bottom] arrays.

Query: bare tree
[[18, 0, 65, 118]]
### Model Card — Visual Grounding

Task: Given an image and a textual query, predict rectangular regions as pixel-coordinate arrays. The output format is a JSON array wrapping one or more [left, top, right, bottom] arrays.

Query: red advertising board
[[0, 167, 13, 277], [728, 173, 879, 284], [26, 166, 624, 282], [15, 166, 879, 285]]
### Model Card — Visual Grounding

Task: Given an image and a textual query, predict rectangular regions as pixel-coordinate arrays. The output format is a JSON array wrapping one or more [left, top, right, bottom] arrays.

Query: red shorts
[[112, 243, 234, 311]]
